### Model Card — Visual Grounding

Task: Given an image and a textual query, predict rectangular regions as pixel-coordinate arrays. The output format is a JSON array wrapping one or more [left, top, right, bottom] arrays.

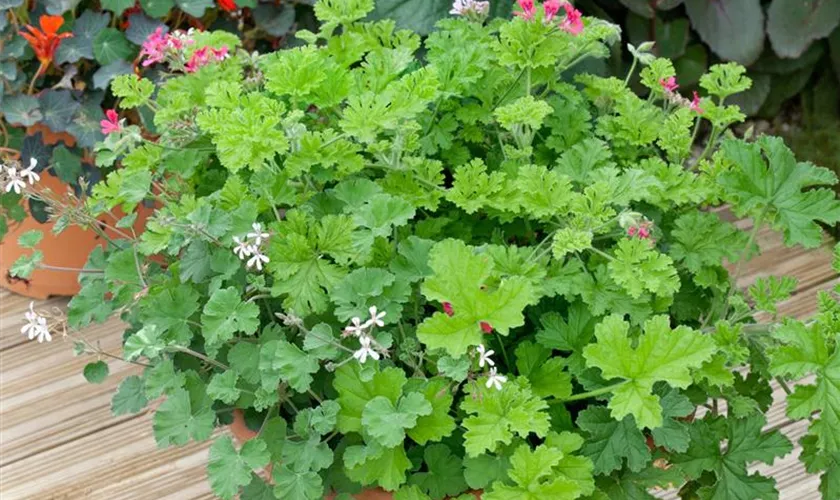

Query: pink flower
[[185, 46, 229, 73], [560, 2, 583, 35], [443, 302, 454, 317], [139, 27, 167, 67], [627, 226, 637, 237], [515, 0, 537, 20], [100, 109, 121, 135], [659, 76, 679, 93], [543, 0, 562, 22], [691, 91, 704, 114], [627, 221, 653, 240], [480, 321, 493, 334]]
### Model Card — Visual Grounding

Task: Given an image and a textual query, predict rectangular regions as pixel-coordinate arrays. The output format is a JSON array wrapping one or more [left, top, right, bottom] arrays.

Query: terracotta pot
[[0, 172, 152, 299], [229, 410, 482, 500]]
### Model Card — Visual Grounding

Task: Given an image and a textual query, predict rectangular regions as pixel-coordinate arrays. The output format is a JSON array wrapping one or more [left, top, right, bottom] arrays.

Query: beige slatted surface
[[0, 220, 834, 499]]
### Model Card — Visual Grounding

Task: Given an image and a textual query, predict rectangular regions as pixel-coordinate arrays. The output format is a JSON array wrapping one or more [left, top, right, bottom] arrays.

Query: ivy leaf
[[259, 339, 320, 394], [576, 406, 651, 475], [207, 371, 241, 405], [749, 276, 797, 315], [650, 386, 695, 453], [282, 435, 333, 473], [101, 0, 135, 16], [176, 0, 214, 17], [483, 444, 581, 500], [720, 136, 840, 248], [153, 376, 215, 447], [418, 239, 535, 356], [344, 441, 411, 491], [56, 10, 110, 63], [84, 361, 109, 384], [94, 28, 136, 66], [334, 364, 406, 434], [769, 320, 840, 452], [684, 0, 764, 65], [112, 375, 149, 415], [141, 0, 175, 17], [460, 377, 550, 457], [207, 436, 270, 500], [1, 94, 42, 126], [463, 453, 511, 490], [409, 444, 468, 500], [608, 238, 680, 299], [272, 464, 324, 500], [767, 0, 840, 58], [141, 284, 201, 344], [671, 416, 792, 500], [144, 359, 186, 398], [51, 145, 83, 184], [583, 315, 716, 429], [201, 287, 260, 354], [406, 378, 456, 445], [535, 302, 598, 375], [514, 341, 572, 399], [362, 393, 432, 448]]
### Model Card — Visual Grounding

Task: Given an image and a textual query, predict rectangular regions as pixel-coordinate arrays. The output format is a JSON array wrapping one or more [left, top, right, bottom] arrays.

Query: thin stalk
[[493, 332, 511, 368], [37, 264, 104, 273], [720, 210, 766, 320], [550, 381, 628, 404], [588, 246, 614, 261], [27, 62, 47, 95], [169, 346, 230, 370], [623, 57, 638, 86]]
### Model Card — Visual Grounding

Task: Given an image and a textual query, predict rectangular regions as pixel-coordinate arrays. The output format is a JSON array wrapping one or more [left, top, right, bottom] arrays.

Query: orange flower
[[217, 0, 237, 12], [19, 15, 73, 66]]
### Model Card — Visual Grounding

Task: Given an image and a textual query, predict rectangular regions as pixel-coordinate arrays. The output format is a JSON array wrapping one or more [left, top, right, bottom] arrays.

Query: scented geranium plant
[[12, 0, 840, 498]]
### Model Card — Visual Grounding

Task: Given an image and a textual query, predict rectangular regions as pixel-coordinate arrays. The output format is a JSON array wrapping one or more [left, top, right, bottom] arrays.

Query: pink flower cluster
[[140, 27, 229, 73], [139, 27, 192, 67], [515, 0, 583, 35], [185, 46, 229, 73], [658, 76, 705, 115], [627, 223, 652, 239]]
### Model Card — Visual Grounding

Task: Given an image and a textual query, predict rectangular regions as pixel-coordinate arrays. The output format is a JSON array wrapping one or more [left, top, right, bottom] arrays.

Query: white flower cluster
[[233, 223, 270, 271], [475, 344, 506, 390], [21, 302, 51, 343], [344, 306, 387, 364], [450, 0, 490, 17], [4, 158, 40, 194]]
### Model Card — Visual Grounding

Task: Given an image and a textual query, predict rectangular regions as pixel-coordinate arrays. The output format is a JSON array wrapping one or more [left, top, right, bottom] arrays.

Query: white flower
[[233, 236, 254, 260], [246, 248, 269, 271], [485, 367, 507, 390], [247, 222, 269, 246], [364, 305, 386, 328], [344, 316, 366, 337], [21, 302, 51, 343], [450, 0, 490, 16], [476, 344, 495, 368], [20, 158, 40, 184], [353, 335, 380, 364], [4, 167, 25, 194]]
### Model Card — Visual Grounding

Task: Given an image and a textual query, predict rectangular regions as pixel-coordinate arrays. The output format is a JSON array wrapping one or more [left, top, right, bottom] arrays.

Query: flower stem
[[27, 62, 47, 95], [551, 381, 627, 404], [169, 346, 229, 371]]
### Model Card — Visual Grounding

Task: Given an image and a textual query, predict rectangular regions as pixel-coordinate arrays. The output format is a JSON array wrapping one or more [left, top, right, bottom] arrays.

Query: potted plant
[[14, 0, 840, 498]]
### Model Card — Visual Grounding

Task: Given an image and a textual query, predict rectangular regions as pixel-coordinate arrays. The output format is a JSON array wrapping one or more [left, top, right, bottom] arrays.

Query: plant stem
[[551, 381, 628, 404], [493, 332, 511, 368], [623, 58, 638, 86], [37, 264, 104, 273], [720, 210, 766, 320], [169, 346, 229, 370], [27, 62, 47, 95], [588, 246, 614, 261]]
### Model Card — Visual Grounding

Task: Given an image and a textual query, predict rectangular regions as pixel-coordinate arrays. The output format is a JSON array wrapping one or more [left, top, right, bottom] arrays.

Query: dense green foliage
[[10, 0, 840, 498]]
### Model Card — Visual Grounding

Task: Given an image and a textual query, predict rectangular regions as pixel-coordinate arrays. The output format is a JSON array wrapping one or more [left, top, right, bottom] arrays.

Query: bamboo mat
[[0, 221, 834, 499]]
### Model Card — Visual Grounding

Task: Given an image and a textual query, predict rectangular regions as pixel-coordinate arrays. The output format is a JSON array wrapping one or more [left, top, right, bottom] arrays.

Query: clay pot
[[229, 410, 482, 500], [0, 172, 152, 299]]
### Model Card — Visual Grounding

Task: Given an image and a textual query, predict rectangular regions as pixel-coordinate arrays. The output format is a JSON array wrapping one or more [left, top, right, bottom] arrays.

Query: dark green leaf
[[94, 28, 136, 66], [1, 95, 42, 127], [685, 0, 765, 65], [84, 361, 110, 384]]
